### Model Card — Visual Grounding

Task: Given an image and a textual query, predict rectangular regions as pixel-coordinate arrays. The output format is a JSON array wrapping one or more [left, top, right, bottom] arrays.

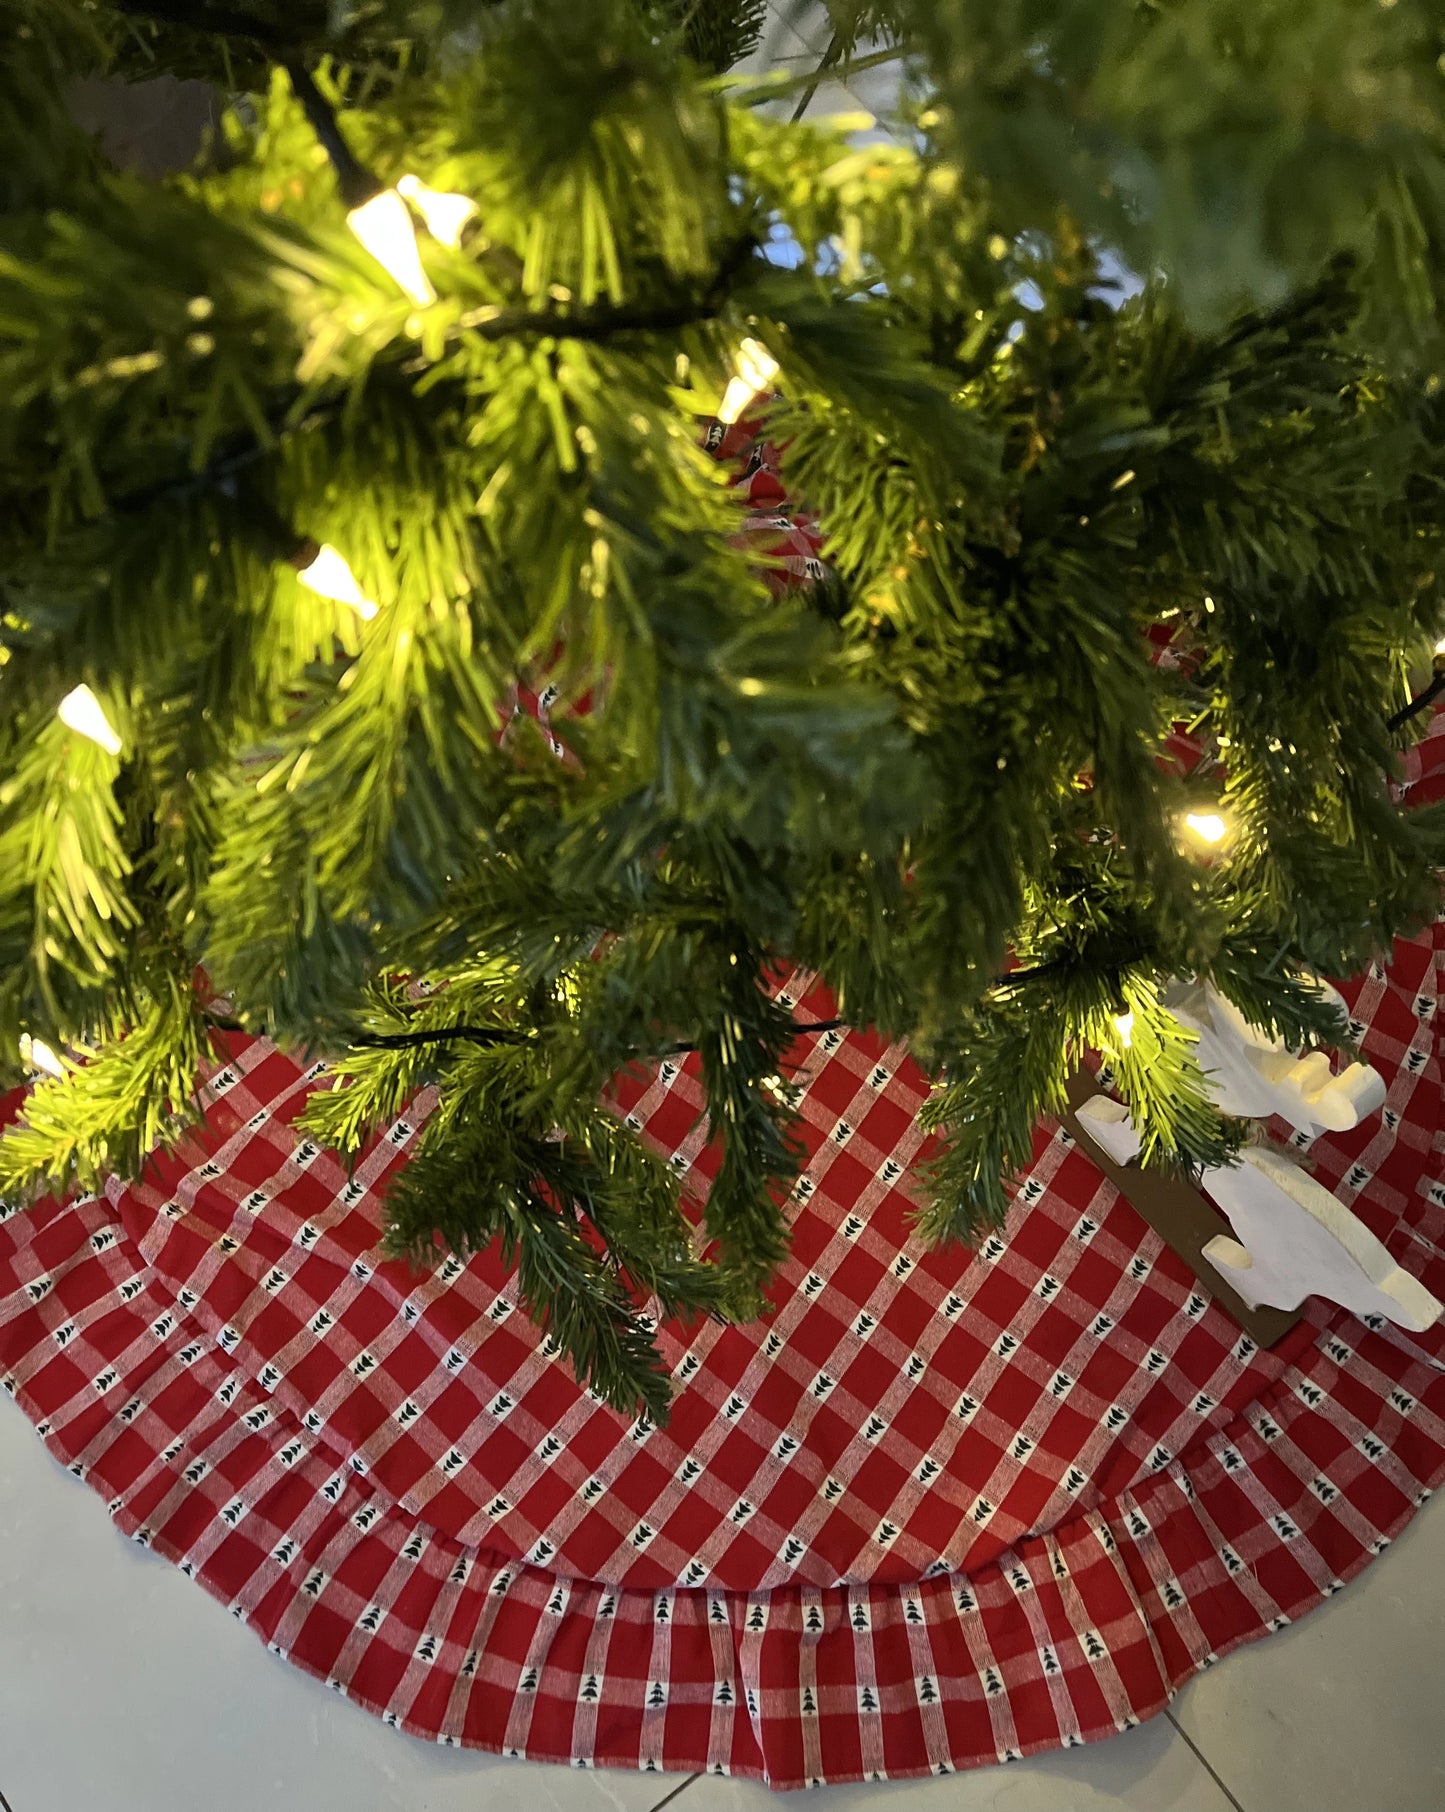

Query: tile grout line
[[646, 1771, 703, 1812], [1167, 1707, 1248, 1812]]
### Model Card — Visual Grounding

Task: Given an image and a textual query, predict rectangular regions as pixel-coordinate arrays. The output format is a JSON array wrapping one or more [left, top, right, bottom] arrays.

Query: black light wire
[[1386, 653, 1445, 732]]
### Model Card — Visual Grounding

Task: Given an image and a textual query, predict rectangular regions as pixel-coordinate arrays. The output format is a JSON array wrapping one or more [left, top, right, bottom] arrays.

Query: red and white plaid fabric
[[4, 724, 1445, 1792], [707, 408, 829, 589]]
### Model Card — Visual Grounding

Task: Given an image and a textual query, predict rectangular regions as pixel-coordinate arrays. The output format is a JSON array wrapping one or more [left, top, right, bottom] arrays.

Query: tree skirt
[[5, 797, 1445, 1791]]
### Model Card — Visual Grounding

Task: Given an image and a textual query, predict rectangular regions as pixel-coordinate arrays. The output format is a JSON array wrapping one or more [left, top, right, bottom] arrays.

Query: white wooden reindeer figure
[[1076, 986, 1442, 1333], [1161, 978, 1387, 1135]]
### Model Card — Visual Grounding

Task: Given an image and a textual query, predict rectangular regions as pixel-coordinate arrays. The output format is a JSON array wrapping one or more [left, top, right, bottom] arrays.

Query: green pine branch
[[3, 0, 1445, 1413], [0, 979, 212, 1198]]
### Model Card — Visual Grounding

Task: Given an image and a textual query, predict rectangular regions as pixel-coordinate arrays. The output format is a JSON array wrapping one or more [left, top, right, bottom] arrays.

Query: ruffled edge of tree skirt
[[3, 1101, 1442, 1789]]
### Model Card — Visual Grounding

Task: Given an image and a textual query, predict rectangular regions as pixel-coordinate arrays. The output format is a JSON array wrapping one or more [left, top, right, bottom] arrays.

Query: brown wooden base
[[1060, 1068, 1302, 1349]]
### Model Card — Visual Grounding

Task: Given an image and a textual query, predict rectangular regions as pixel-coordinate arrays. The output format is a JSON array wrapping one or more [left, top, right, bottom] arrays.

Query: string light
[[289, 63, 480, 305], [396, 174, 478, 249], [57, 684, 122, 756], [19, 1033, 65, 1079], [288, 539, 378, 619], [1184, 811, 1228, 845], [287, 65, 456, 308], [717, 338, 780, 426], [245, 500, 380, 621], [1112, 1010, 1135, 1048], [345, 188, 436, 307]]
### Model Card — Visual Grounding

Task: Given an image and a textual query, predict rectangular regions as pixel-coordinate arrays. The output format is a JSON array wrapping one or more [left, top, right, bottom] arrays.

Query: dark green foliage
[[2, 0, 1444, 1415], [815, 1, 901, 61], [0, 975, 213, 1197], [2, 2, 110, 209], [905, 0, 1445, 350], [664, 0, 770, 74]]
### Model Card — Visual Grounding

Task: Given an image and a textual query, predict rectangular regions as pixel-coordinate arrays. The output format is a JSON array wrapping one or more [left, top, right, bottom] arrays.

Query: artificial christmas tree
[[4, 0, 1445, 1422]]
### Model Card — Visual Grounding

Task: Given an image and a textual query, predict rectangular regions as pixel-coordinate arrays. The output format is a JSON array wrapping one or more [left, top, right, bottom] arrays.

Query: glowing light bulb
[[1184, 812, 1228, 845], [396, 173, 477, 249], [346, 188, 436, 306], [1112, 1011, 1135, 1049], [717, 337, 780, 426], [57, 684, 122, 755], [294, 543, 378, 619], [19, 1033, 65, 1079]]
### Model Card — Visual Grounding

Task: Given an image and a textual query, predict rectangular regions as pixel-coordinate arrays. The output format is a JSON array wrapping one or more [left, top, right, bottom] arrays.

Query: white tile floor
[[2, 1397, 1443, 1811]]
